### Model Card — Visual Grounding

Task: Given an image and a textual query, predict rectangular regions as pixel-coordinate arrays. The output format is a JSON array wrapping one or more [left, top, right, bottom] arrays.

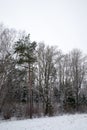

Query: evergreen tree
[[14, 34, 37, 118]]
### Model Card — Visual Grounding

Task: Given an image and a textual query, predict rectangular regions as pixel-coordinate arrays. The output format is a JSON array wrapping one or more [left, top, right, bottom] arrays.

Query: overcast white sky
[[0, 0, 87, 53]]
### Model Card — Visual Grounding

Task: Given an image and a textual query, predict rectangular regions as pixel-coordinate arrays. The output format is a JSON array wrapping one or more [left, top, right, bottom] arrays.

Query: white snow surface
[[0, 114, 87, 130]]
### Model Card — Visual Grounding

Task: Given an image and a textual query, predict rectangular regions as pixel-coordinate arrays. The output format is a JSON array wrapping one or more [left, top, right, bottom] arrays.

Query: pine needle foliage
[[14, 34, 37, 65]]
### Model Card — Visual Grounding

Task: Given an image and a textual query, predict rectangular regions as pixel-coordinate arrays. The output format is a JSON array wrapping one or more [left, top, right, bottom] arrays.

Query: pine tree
[[14, 34, 37, 118]]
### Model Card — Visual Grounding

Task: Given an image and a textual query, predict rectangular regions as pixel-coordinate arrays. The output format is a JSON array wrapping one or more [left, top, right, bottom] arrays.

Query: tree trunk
[[29, 64, 33, 119]]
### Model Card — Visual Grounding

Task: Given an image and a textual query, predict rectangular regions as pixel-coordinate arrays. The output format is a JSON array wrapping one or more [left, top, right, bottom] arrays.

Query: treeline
[[0, 24, 87, 119]]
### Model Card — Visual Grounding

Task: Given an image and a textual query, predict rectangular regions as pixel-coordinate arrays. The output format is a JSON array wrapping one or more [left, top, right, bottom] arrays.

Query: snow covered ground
[[0, 114, 87, 130]]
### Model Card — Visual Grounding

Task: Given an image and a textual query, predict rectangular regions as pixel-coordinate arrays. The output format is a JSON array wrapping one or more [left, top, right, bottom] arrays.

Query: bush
[[2, 103, 14, 120], [63, 96, 76, 112]]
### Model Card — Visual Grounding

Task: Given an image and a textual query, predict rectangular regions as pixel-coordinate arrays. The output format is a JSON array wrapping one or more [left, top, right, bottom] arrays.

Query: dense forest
[[0, 24, 87, 119]]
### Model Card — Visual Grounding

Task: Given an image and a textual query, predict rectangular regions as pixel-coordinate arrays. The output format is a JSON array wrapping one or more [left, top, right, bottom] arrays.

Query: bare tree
[[70, 49, 87, 111], [35, 43, 61, 116]]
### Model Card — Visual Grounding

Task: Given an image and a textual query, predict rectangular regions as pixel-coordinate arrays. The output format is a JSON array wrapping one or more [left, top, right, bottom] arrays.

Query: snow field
[[0, 114, 87, 130]]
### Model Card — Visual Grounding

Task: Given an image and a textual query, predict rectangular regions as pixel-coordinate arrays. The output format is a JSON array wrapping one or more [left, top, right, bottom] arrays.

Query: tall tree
[[14, 34, 37, 118], [0, 25, 16, 116], [36, 43, 60, 116], [70, 49, 87, 111]]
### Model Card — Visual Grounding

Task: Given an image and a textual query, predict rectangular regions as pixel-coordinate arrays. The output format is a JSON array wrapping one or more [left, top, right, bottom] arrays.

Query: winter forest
[[0, 24, 87, 120]]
